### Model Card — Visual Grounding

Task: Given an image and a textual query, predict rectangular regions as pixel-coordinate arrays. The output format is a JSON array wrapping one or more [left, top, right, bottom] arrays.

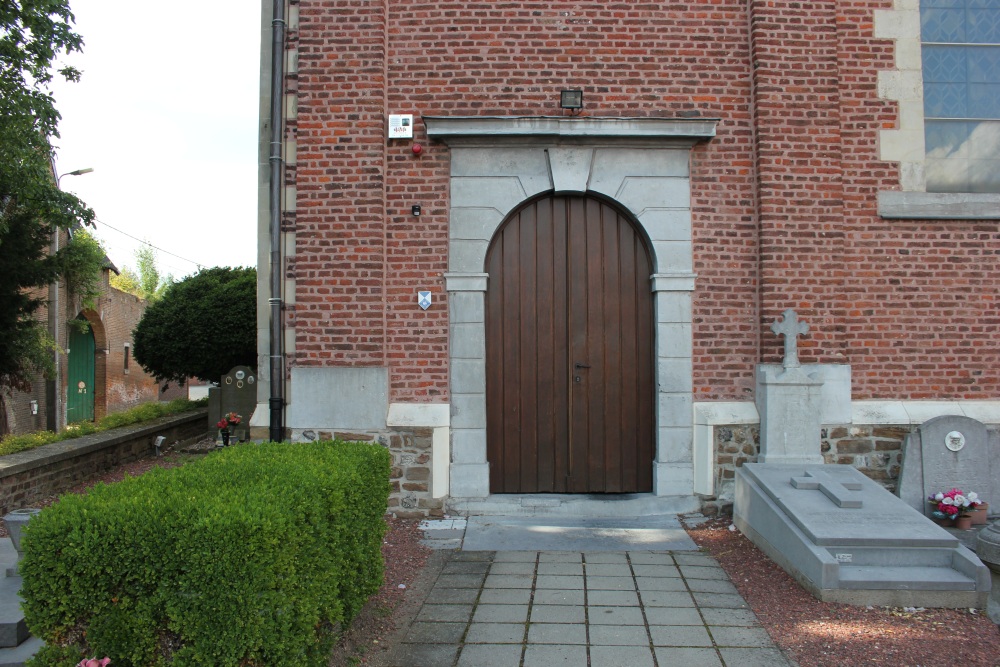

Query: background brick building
[[2, 240, 184, 437], [254, 0, 1000, 516]]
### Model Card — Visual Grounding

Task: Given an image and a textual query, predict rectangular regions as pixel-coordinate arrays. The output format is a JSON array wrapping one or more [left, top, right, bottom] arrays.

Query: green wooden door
[[67, 320, 95, 423]]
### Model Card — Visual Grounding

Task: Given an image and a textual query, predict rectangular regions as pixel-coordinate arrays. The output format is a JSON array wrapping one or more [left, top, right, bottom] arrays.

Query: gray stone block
[[287, 366, 387, 430]]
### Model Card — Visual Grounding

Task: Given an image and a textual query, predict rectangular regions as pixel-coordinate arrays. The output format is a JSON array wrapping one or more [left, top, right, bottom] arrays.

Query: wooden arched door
[[485, 194, 655, 494]]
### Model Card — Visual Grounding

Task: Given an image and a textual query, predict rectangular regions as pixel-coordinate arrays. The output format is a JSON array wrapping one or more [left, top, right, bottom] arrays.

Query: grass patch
[[0, 398, 208, 457]]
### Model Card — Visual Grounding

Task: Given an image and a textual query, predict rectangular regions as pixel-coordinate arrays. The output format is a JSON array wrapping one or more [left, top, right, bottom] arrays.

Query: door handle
[[574, 362, 591, 369]]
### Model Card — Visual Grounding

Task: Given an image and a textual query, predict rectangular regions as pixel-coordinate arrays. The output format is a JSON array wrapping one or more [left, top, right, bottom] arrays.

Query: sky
[[49, 1, 261, 278]]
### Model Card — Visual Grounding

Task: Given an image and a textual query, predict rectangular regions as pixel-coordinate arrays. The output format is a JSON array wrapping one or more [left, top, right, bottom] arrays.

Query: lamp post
[[46, 167, 94, 432]]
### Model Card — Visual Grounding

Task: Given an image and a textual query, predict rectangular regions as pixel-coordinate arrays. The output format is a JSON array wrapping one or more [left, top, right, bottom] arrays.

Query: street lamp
[[57, 167, 94, 187], [47, 167, 95, 432]]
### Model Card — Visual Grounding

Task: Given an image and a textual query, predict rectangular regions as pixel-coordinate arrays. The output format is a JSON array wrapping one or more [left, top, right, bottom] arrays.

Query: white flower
[[954, 494, 967, 506], [968, 492, 978, 502], [934, 492, 944, 501], [942, 497, 955, 505]]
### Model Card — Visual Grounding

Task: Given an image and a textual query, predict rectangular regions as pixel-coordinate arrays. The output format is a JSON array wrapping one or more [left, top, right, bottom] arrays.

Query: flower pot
[[956, 514, 973, 530], [219, 428, 230, 447], [972, 503, 989, 526]]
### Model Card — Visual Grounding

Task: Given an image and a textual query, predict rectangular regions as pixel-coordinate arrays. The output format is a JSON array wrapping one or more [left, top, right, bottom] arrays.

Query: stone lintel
[[425, 116, 718, 146]]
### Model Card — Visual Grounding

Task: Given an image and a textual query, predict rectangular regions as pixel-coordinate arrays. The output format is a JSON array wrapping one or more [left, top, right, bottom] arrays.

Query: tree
[[0, 1, 103, 393], [110, 245, 173, 302], [132, 267, 257, 384]]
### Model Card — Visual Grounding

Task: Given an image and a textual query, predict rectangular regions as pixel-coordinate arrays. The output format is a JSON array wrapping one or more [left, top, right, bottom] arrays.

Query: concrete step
[[0, 576, 27, 649], [0, 541, 27, 651], [839, 565, 977, 591], [447, 493, 701, 518], [0, 636, 43, 667]]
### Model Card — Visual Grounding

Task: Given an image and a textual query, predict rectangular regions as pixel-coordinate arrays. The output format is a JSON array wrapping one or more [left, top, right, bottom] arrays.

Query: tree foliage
[[133, 267, 257, 384], [0, 0, 102, 393], [110, 245, 173, 302]]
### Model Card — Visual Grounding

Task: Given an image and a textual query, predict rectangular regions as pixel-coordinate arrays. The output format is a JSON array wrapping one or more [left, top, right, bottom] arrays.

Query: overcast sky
[[50, 0, 261, 278]]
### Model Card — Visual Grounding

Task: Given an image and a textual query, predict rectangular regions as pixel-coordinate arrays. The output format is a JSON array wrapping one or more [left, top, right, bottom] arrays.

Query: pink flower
[[77, 659, 111, 667]]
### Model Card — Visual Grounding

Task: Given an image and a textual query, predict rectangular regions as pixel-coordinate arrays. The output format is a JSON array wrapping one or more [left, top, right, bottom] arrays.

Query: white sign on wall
[[389, 114, 414, 139]]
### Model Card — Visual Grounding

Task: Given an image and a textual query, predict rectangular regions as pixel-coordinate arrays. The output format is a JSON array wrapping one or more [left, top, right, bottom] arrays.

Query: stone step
[[825, 546, 957, 568], [0, 576, 27, 649], [447, 493, 701, 519], [0, 636, 42, 667], [0, 541, 27, 651], [839, 565, 977, 591]]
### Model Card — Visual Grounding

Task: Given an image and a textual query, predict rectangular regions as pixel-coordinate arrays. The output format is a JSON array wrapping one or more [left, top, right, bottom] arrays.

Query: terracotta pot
[[956, 514, 973, 530], [972, 503, 989, 526]]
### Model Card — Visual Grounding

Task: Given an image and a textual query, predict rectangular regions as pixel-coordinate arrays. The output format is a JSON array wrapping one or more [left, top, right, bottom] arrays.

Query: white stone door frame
[[425, 116, 717, 499]]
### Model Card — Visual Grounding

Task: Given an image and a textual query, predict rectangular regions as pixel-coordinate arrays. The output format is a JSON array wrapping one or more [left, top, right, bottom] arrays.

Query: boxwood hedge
[[19, 440, 391, 667]]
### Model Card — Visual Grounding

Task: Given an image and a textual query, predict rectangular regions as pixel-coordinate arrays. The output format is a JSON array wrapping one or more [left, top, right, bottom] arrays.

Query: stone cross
[[790, 469, 863, 508], [771, 309, 809, 369]]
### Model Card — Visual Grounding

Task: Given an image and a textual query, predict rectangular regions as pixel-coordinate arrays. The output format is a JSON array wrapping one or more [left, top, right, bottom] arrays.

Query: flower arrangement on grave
[[216, 412, 242, 446], [928, 488, 982, 520], [216, 412, 241, 431], [77, 659, 111, 667]]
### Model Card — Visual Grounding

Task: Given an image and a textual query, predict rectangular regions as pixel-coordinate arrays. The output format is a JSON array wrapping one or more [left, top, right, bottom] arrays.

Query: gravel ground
[[6, 450, 999, 666], [688, 517, 1000, 667]]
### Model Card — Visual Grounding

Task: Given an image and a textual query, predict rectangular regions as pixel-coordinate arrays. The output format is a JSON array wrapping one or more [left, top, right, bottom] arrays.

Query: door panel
[[485, 195, 654, 493], [67, 320, 95, 423]]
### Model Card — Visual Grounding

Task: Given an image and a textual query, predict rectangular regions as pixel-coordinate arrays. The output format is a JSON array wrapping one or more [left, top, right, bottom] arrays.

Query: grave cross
[[771, 309, 809, 369], [790, 469, 863, 509]]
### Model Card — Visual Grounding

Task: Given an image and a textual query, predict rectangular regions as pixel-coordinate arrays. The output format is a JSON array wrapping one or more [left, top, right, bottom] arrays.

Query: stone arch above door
[[426, 116, 717, 499]]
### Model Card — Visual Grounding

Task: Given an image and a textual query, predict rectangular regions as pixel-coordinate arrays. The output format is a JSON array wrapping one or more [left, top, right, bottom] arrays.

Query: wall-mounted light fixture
[[560, 90, 583, 111]]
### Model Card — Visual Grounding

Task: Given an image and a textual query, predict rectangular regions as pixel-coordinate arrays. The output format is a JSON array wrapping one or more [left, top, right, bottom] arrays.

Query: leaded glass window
[[921, 0, 1000, 192]]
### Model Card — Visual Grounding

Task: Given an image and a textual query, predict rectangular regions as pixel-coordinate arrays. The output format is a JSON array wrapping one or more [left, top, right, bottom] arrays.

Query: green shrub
[[20, 440, 390, 667], [0, 398, 207, 457]]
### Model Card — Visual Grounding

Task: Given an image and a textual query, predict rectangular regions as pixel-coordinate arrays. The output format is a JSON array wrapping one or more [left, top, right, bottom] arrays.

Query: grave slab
[[734, 463, 990, 607]]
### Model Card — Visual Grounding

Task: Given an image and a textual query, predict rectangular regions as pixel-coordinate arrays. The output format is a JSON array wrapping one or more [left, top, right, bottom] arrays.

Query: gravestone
[[897, 415, 1000, 517], [755, 310, 823, 464], [735, 462, 990, 607], [210, 365, 257, 442]]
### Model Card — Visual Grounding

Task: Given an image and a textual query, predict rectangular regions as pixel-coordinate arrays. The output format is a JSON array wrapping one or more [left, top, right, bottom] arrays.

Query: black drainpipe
[[268, 0, 286, 442]]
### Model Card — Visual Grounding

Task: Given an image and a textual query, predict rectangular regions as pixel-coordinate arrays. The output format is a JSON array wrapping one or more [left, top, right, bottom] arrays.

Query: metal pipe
[[268, 0, 286, 442]]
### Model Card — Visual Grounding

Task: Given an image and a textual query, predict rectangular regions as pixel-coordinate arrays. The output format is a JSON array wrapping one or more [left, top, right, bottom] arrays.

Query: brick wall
[[0, 411, 207, 516], [289, 0, 1000, 403], [89, 276, 163, 415]]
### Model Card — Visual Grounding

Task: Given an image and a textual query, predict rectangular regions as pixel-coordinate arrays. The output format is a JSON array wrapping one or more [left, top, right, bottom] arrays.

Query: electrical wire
[[92, 218, 204, 271]]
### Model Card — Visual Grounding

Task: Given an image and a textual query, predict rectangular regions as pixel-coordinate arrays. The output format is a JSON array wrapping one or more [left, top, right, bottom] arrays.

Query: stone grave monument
[[897, 415, 999, 521], [734, 462, 990, 607], [208, 365, 257, 442], [735, 314, 991, 608]]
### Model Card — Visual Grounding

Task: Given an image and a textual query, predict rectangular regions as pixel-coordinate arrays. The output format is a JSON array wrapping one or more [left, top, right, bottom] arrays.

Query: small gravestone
[[211, 365, 257, 442], [897, 415, 1000, 517]]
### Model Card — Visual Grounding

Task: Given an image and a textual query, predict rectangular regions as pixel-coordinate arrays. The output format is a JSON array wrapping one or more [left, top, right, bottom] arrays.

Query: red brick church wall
[[287, 0, 1000, 404]]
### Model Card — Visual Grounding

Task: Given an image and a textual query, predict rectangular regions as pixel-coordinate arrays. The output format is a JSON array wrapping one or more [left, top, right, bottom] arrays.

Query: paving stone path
[[385, 550, 792, 667]]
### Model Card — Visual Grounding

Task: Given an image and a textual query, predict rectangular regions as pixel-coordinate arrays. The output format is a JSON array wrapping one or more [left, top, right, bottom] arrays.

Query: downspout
[[268, 0, 286, 442]]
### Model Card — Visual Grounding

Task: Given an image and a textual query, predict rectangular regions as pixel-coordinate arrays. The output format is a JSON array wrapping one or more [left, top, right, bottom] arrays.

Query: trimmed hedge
[[19, 440, 391, 667]]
